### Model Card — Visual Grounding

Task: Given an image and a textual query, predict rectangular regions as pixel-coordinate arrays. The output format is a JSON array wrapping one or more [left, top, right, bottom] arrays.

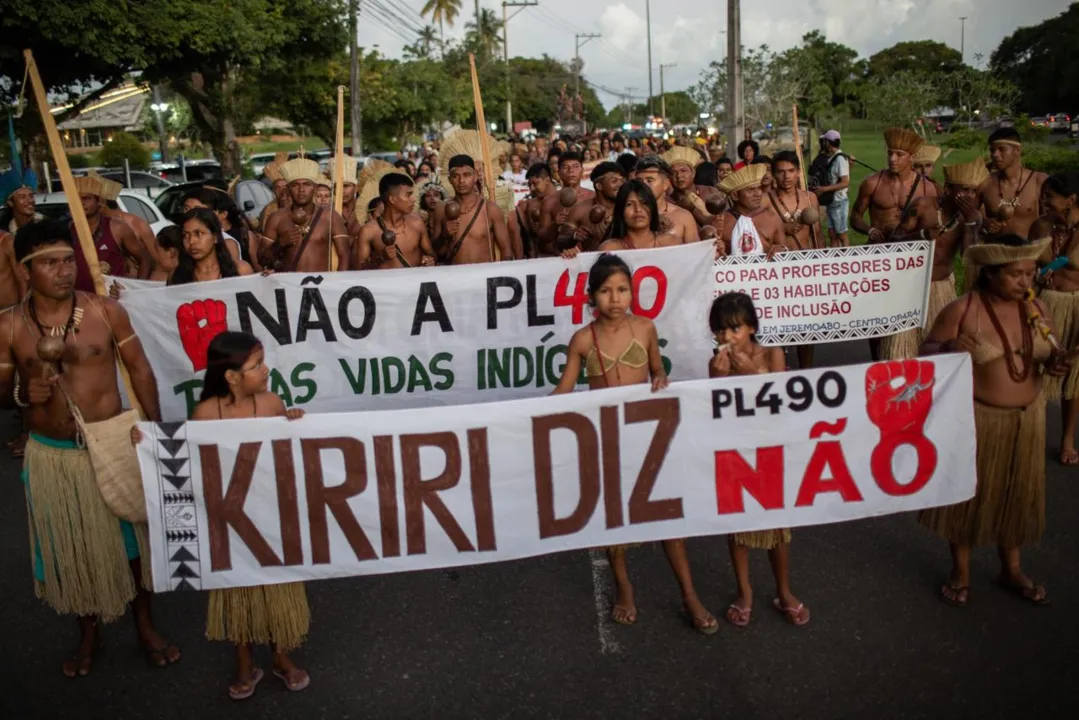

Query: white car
[[34, 189, 172, 235]]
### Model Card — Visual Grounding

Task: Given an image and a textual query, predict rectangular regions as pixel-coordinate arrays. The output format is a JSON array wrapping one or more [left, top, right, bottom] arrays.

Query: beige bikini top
[[958, 293, 1052, 366]]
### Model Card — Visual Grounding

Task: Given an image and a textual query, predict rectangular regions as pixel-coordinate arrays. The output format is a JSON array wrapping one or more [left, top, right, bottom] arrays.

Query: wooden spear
[[331, 84, 345, 271], [791, 103, 821, 249], [468, 54, 498, 260], [23, 49, 142, 414]]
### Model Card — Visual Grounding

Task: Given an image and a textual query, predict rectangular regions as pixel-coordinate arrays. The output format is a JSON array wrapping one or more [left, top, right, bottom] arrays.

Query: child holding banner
[[136, 331, 310, 698], [552, 253, 718, 635], [709, 292, 811, 627]]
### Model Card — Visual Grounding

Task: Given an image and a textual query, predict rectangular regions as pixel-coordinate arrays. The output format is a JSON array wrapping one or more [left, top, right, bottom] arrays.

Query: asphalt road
[[2, 338, 1077, 720]]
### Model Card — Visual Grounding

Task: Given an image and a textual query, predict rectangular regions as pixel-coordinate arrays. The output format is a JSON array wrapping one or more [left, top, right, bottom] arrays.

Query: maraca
[[37, 335, 65, 380], [799, 206, 820, 225], [558, 186, 578, 209], [700, 225, 718, 240], [291, 207, 309, 226], [705, 196, 727, 215], [445, 200, 462, 221], [589, 204, 607, 224], [381, 228, 397, 247], [998, 204, 1015, 221]]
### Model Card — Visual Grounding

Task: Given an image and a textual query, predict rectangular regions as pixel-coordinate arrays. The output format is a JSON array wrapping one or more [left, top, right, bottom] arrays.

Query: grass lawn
[[243, 137, 329, 155]]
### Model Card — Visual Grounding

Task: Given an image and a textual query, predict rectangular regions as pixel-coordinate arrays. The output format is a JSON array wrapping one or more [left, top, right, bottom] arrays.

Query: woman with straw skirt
[[919, 233, 1068, 607], [1031, 172, 1079, 465]]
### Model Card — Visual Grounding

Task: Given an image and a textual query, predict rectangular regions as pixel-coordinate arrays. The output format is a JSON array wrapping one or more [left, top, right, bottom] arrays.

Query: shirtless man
[[262, 158, 351, 272], [537, 152, 594, 255], [327, 157, 364, 249], [518, 163, 555, 258], [0, 219, 178, 677], [765, 151, 822, 252], [712, 164, 785, 257], [851, 127, 930, 244], [881, 159, 988, 361], [634, 155, 700, 243], [561, 162, 626, 251], [663, 146, 724, 228], [430, 155, 511, 265], [4, 182, 42, 236], [912, 145, 943, 199], [70, 176, 153, 292], [259, 162, 291, 232], [979, 127, 1048, 240], [353, 173, 435, 269], [850, 128, 929, 361]]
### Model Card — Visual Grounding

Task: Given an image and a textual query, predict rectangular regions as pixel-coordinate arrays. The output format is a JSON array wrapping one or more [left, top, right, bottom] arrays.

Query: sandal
[[999, 578, 1050, 605], [725, 603, 752, 627], [610, 604, 637, 626], [684, 605, 719, 635], [1060, 448, 1079, 466], [143, 642, 182, 668], [939, 583, 970, 608], [772, 598, 811, 626], [228, 668, 264, 701], [273, 667, 311, 692]]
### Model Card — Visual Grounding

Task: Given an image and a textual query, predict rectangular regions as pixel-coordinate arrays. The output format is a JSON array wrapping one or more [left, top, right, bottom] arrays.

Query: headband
[[20, 246, 74, 264], [990, 140, 1023, 148]]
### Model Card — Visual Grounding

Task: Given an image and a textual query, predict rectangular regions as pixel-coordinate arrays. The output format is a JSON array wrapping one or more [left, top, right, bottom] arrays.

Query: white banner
[[137, 355, 976, 592], [120, 244, 716, 420], [714, 243, 934, 346]]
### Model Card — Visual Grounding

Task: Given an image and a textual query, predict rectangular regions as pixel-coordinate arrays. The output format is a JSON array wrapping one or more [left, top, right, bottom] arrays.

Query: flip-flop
[[144, 642, 182, 668], [272, 668, 311, 692], [684, 606, 719, 635], [61, 652, 95, 679], [610, 604, 637, 626], [999, 578, 1050, 605], [939, 583, 970, 608], [1059, 448, 1079, 466], [228, 668, 265, 701], [772, 598, 811, 626], [725, 603, 752, 627]]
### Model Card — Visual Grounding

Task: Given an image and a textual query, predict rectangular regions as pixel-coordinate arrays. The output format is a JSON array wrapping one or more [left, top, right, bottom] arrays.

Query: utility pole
[[959, 16, 967, 62], [575, 33, 601, 99], [646, 0, 654, 116], [726, 0, 743, 159], [349, 0, 362, 156], [625, 87, 636, 125], [659, 63, 677, 120], [502, 2, 537, 135]]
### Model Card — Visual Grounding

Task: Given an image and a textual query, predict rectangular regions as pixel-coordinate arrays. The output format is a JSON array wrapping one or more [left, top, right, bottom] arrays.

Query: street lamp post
[[150, 86, 169, 163]]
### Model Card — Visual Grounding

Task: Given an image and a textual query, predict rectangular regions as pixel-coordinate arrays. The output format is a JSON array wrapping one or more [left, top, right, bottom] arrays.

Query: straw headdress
[[315, 174, 332, 189], [662, 145, 703, 169], [439, 129, 499, 175], [912, 145, 942, 164], [279, 158, 321, 184], [72, 175, 105, 198], [262, 151, 290, 182], [718, 163, 767, 195], [964, 237, 1050, 272], [358, 158, 394, 194], [88, 171, 122, 202], [356, 167, 410, 223], [883, 127, 925, 155], [414, 175, 452, 214], [326, 157, 358, 186], [943, 159, 990, 188]]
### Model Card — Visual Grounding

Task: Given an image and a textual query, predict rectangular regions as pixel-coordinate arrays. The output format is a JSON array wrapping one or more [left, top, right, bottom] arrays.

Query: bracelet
[[964, 222, 978, 227], [13, 373, 27, 409]]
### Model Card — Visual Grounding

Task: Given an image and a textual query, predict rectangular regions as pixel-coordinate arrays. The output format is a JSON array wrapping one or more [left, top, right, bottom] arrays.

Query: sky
[[358, 0, 1071, 110]]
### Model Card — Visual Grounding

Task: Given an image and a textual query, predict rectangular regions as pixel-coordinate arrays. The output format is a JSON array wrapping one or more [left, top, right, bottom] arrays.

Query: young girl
[[709, 292, 810, 627], [137, 331, 310, 698], [553, 253, 718, 635], [150, 225, 183, 282]]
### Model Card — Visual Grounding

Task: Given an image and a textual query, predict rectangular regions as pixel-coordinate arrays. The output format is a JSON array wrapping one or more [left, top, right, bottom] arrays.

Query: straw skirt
[[207, 583, 310, 652], [1040, 288, 1079, 400], [732, 529, 792, 550], [918, 396, 1045, 547], [881, 274, 957, 361]]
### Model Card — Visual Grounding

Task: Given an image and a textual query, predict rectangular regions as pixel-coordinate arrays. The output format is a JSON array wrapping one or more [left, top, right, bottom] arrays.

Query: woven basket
[[74, 408, 148, 523]]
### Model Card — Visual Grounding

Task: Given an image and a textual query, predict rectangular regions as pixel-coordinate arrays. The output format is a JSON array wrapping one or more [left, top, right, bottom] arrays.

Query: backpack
[[808, 152, 846, 206]]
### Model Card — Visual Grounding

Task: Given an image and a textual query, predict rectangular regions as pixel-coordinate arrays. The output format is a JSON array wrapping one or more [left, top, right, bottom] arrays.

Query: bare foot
[[138, 625, 181, 667], [61, 628, 99, 678], [610, 585, 637, 625]]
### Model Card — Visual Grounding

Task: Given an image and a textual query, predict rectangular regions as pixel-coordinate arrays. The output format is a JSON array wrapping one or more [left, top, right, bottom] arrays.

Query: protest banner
[[137, 354, 975, 592], [119, 243, 715, 420], [714, 242, 934, 346]]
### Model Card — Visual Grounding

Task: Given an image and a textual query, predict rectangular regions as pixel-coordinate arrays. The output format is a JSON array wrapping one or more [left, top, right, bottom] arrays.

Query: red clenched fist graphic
[[176, 299, 228, 371], [865, 360, 938, 496]]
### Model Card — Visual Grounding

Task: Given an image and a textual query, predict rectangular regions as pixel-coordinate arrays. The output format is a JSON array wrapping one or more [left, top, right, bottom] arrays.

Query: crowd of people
[[0, 120, 1075, 699]]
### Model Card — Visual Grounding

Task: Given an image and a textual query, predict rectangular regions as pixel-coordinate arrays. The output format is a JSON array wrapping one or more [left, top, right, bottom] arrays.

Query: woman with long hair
[[600, 180, 681, 251], [150, 225, 183, 282], [920, 233, 1068, 606], [169, 208, 253, 286], [551, 254, 718, 635]]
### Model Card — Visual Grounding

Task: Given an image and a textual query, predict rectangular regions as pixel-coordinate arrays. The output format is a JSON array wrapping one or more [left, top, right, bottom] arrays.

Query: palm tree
[[465, 8, 503, 61], [418, 25, 439, 59], [421, 0, 462, 57]]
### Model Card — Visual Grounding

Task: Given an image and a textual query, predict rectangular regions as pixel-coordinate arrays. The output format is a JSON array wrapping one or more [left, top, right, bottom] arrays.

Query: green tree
[[862, 71, 942, 131], [650, 91, 700, 124], [990, 2, 1079, 114], [100, 131, 151, 169], [420, 0, 463, 57], [465, 8, 503, 63], [866, 40, 963, 80]]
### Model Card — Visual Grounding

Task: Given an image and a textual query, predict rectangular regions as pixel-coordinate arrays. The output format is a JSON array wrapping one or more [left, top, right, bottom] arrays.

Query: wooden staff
[[468, 54, 498, 260], [330, 85, 345, 271], [23, 49, 142, 414], [791, 103, 821, 249]]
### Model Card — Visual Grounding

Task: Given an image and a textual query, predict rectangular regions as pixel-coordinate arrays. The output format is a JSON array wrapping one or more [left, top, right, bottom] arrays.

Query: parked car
[[154, 178, 230, 222], [1047, 112, 1071, 132], [159, 161, 223, 183], [232, 179, 274, 224], [98, 170, 173, 200], [1030, 116, 1050, 128], [247, 152, 279, 178], [366, 151, 402, 164], [34, 189, 172, 235]]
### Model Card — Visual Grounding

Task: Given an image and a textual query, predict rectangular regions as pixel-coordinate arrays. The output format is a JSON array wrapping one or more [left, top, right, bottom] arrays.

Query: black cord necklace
[[27, 294, 79, 339]]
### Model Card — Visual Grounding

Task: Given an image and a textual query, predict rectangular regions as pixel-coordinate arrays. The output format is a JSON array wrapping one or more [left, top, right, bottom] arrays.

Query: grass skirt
[[207, 583, 310, 652], [23, 435, 145, 621], [918, 396, 1045, 547], [881, 274, 957, 361], [732, 528, 791, 550], [1040, 288, 1079, 400]]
